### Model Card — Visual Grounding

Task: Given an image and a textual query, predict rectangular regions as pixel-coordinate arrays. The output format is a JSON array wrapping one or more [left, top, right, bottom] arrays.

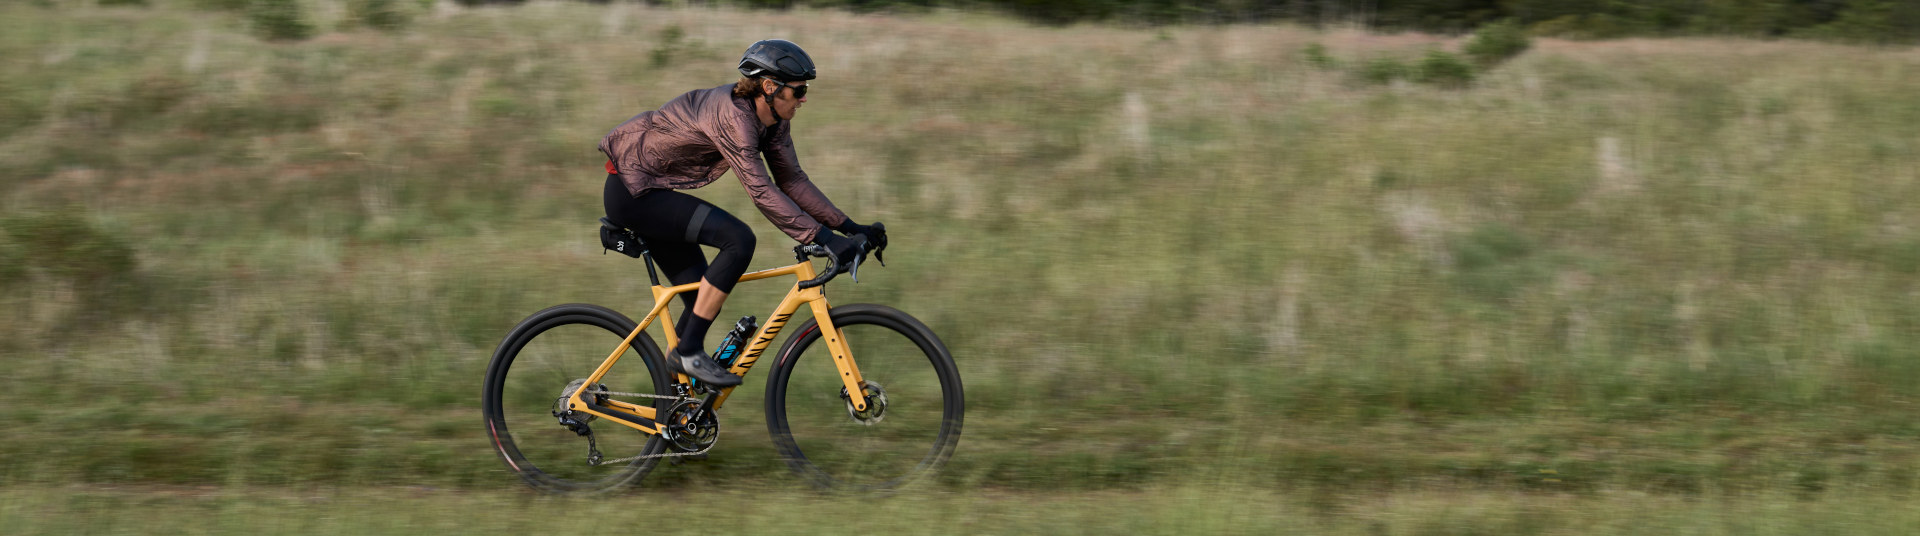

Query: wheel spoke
[[483, 305, 671, 494], [767, 306, 961, 490]]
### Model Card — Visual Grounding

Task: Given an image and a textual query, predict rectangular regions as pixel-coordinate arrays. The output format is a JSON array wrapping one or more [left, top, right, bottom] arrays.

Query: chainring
[[660, 400, 719, 453]]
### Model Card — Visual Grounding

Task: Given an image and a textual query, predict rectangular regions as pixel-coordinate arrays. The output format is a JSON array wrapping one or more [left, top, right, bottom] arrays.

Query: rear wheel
[[482, 304, 672, 494], [765, 304, 963, 490]]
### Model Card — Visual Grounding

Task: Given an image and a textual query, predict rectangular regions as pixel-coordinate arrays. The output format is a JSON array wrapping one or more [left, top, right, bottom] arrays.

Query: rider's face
[[766, 80, 807, 120]]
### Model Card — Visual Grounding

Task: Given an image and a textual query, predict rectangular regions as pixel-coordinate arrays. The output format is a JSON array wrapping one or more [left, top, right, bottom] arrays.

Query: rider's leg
[[672, 278, 728, 357], [604, 182, 754, 385], [670, 209, 754, 356], [645, 240, 707, 343], [659, 209, 753, 386], [607, 174, 706, 326], [691, 278, 728, 318]]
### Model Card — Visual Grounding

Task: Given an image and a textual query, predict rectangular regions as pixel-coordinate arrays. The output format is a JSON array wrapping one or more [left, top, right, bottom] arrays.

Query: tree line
[[698, 0, 1920, 42], [171, 0, 1919, 43]]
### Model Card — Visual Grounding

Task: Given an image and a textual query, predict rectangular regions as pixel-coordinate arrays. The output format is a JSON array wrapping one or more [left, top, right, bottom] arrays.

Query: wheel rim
[[772, 317, 959, 489], [488, 314, 664, 490]]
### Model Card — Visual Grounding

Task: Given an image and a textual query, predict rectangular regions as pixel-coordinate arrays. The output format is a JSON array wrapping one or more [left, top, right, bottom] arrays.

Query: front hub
[[842, 381, 888, 425]]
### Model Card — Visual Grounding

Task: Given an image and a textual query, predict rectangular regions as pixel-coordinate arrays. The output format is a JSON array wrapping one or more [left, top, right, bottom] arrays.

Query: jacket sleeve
[[764, 122, 850, 230], [712, 114, 827, 244]]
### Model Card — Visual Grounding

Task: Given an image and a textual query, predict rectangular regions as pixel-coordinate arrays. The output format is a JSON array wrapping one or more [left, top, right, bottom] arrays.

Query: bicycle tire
[[482, 303, 672, 494], [764, 304, 963, 490]]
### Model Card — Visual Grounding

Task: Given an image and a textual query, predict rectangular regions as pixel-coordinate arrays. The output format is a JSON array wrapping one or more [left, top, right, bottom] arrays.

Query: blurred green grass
[[8, 485, 1920, 535], [2, 0, 1918, 515]]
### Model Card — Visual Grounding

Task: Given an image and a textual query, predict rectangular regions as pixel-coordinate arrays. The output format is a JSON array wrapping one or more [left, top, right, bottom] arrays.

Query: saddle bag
[[599, 218, 646, 258]]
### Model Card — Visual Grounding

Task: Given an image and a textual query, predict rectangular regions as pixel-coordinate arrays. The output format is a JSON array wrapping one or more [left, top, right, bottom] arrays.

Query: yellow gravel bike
[[482, 219, 962, 493]]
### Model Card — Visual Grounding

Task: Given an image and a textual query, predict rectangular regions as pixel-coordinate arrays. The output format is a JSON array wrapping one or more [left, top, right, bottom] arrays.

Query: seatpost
[[642, 251, 662, 287]]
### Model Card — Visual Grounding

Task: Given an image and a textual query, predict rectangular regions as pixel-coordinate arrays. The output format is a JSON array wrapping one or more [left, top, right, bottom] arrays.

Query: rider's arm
[[712, 113, 829, 244], [762, 122, 851, 229]]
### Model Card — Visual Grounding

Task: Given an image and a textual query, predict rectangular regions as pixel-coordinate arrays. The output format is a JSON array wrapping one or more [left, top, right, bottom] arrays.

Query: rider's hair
[[732, 77, 768, 100]]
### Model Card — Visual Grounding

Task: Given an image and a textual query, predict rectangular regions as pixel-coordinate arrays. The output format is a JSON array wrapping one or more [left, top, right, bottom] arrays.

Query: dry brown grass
[[2, 1, 1918, 507]]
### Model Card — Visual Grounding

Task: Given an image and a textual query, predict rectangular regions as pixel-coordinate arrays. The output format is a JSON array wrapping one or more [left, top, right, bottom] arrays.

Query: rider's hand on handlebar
[[834, 220, 888, 254], [812, 231, 863, 272]]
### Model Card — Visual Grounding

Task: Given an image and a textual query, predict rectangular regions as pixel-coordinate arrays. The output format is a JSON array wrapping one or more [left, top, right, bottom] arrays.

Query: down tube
[[707, 287, 812, 410]]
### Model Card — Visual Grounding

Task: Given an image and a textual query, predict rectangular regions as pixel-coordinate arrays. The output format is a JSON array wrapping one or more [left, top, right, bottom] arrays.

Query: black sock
[[676, 313, 714, 356]]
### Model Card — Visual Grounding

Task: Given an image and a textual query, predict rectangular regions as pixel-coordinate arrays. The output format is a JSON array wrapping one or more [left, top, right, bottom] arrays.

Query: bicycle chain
[[582, 388, 686, 400], [579, 388, 715, 465]]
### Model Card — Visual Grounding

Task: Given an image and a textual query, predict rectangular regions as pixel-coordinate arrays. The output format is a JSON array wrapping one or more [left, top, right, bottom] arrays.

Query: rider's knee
[[713, 218, 756, 257]]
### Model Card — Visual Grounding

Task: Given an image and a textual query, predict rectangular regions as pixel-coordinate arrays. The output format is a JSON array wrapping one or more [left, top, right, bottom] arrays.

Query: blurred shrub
[[249, 0, 314, 41], [1796, 0, 1920, 44], [1301, 43, 1338, 70], [347, 0, 413, 32], [1880, 240, 1920, 274], [475, 91, 528, 120], [1357, 57, 1410, 85], [1691, 0, 1797, 36], [99, 0, 150, 6], [0, 234, 22, 289], [453, 0, 526, 6], [115, 76, 192, 129], [48, 75, 188, 133], [1849, 340, 1920, 397], [1449, 223, 1544, 301], [184, 95, 324, 135], [1, 212, 137, 284], [1414, 49, 1475, 88], [0, 82, 44, 140], [1453, 223, 1533, 270], [1464, 19, 1530, 67], [1528, 13, 1641, 40], [192, 0, 253, 10], [651, 25, 687, 68], [991, 0, 1117, 25]]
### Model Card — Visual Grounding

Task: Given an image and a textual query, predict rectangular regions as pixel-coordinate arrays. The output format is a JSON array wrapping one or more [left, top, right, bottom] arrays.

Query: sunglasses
[[777, 81, 809, 99]]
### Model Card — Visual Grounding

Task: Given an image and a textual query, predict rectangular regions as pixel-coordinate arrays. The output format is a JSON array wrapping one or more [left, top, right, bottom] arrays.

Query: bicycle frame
[[560, 257, 868, 436]]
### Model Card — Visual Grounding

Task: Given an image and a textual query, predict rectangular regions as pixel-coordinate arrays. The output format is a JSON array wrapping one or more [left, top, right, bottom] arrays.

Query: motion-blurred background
[[2, 0, 1918, 533]]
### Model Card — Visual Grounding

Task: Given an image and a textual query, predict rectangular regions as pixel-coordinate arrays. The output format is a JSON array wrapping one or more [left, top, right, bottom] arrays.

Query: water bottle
[[711, 316, 758, 369]]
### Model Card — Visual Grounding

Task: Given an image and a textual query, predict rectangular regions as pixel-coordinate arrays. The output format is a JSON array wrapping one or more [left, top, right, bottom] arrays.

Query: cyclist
[[598, 39, 885, 387]]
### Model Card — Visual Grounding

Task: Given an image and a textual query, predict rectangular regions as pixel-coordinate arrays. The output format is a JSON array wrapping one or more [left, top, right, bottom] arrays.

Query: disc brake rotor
[[842, 381, 887, 425], [555, 379, 608, 422]]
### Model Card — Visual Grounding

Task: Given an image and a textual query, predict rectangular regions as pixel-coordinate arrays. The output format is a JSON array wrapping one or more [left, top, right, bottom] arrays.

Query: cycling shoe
[[667, 349, 744, 387]]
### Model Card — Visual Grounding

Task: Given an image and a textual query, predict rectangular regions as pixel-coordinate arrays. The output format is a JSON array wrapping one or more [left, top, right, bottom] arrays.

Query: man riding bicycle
[[598, 40, 885, 388]]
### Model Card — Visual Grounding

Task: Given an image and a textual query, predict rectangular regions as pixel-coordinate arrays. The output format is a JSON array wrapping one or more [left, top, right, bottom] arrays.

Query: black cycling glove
[[812, 231, 862, 269], [833, 220, 887, 253]]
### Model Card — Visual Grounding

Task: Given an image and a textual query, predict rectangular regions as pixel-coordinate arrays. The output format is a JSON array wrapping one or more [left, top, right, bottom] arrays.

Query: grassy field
[[7, 485, 1920, 535], [3, 0, 1918, 530]]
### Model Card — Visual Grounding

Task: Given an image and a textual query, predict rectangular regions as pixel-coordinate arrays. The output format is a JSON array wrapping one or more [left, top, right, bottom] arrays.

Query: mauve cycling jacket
[[598, 83, 847, 244]]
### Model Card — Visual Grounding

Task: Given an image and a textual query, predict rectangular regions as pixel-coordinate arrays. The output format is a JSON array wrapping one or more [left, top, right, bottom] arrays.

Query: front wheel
[[764, 304, 964, 490]]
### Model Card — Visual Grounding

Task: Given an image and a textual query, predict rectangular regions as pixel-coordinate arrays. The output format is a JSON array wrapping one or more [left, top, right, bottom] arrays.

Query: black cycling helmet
[[737, 39, 816, 82]]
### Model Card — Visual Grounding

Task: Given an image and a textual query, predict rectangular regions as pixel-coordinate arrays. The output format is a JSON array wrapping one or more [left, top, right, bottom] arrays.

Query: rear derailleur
[[553, 379, 608, 465]]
